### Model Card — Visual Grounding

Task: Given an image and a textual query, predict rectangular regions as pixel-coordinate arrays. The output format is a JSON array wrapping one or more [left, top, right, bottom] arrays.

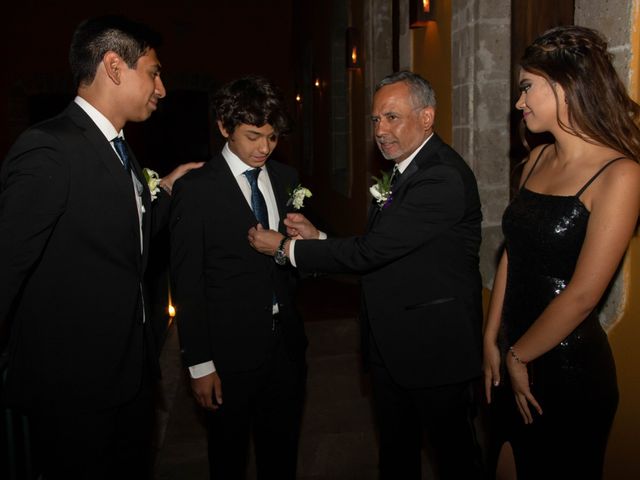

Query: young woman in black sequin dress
[[483, 25, 640, 479]]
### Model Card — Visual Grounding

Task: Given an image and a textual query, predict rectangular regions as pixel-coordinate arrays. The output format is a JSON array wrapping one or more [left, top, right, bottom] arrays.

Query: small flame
[[295, 94, 302, 102], [168, 304, 176, 317], [423, 0, 430, 13], [351, 47, 357, 64], [315, 78, 320, 88]]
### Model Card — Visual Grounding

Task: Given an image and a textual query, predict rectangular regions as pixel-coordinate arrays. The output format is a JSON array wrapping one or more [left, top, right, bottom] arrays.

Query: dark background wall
[[1, 0, 297, 172], [1, 0, 307, 350]]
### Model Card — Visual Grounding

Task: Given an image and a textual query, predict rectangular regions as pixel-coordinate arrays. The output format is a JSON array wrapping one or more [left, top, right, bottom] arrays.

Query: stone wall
[[574, 0, 636, 329], [451, 0, 512, 286]]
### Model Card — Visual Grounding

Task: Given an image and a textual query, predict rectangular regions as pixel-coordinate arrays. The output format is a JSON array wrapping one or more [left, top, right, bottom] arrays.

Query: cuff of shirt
[[189, 361, 216, 378], [289, 230, 326, 267]]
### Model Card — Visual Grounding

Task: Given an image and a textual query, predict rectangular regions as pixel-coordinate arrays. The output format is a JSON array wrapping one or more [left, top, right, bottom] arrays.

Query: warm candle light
[[295, 93, 302, 102], [314, 78, 320, 88], [168, 304, 176, 317], [351, 47, 357, 64], [410, 0, 435, 28]]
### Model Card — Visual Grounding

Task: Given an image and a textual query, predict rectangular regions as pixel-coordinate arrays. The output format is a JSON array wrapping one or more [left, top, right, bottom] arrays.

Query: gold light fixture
[[410, 0, 435, 28], [346, 27, 362, 69]]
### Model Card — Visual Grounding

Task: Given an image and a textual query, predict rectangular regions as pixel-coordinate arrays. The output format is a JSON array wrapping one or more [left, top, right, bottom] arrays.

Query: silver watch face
[[275, 248, 287, 265]]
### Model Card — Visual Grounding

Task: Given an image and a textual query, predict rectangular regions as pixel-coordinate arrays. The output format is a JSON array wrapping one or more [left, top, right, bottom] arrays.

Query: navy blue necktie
[[244, 168, 279, 313], [244, 168, 269, 227], [112, 137, 131, 172]]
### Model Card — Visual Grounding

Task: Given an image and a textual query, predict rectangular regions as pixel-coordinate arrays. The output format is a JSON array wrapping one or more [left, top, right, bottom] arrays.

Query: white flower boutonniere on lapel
[[287, 184, 313, 210], [142, 168, 161, 201], [370, 170, 393, 209]]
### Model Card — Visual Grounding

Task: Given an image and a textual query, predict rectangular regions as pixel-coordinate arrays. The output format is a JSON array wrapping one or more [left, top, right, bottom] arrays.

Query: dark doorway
[[509, 1, 574, 197]]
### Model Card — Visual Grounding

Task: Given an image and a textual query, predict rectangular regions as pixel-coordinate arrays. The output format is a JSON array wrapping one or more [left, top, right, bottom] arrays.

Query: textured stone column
[[575, 0, 636, 329], [451, 0, 512, 286]]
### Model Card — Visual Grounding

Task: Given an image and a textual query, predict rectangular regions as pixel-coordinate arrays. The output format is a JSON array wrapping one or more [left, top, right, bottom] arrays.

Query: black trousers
[[205, 337, 306, 480], [28, 363, 155, 480], [370, 363, 484, 480]]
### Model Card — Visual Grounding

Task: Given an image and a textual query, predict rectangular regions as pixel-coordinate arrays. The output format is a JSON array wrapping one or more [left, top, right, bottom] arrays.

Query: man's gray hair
[[376, 71, 437, 108]]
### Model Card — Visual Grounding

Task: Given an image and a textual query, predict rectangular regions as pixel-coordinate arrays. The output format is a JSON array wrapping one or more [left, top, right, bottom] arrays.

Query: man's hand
[[159, 161, 205, 194], [190, 371, 223, 411], [284, 213, 320, 239], [248, 224, 284, 255]]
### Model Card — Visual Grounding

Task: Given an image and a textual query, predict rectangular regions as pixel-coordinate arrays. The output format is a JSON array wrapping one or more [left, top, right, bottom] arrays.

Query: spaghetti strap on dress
[[521, 144, 552, 189], [575, 156, 625, 198]]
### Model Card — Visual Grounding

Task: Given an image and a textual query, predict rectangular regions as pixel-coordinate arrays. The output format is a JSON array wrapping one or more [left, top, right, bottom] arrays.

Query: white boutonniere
[[370, 170, 393, 209], [142, 168, 161, 201], [287, 184, 313, 210]]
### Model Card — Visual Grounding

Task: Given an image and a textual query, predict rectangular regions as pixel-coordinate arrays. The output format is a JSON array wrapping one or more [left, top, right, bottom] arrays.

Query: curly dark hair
[[521, 25, 640, 161], [212, 76, 292, 136], [69, 15, 162, 89]]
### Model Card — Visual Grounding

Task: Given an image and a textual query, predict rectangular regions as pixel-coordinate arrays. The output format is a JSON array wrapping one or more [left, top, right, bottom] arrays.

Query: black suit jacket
[[0, 102, 169, 411], [296, 134, 483, 388], [170, 154, 307, 375]]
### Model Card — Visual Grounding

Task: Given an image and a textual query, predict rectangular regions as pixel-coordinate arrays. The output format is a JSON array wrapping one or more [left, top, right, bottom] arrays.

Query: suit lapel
[[209, 154, 257, 227], [130, 153, 150, 269], [265, 163, 288, 234], [366, 134, 444, 231], [67, 103, 144, 267]]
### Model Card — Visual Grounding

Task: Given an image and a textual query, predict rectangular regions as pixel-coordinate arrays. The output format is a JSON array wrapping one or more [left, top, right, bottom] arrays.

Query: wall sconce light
[[346, 27, 362, 69], [410, 0, 435, 28]]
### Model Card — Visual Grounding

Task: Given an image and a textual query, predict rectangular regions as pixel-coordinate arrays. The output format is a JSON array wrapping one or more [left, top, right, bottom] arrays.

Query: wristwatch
[[274, 236, 290, 265]]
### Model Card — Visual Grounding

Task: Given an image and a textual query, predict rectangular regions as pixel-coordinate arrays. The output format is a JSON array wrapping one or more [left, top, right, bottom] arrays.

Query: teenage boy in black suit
[[171, 76, 307, 479]]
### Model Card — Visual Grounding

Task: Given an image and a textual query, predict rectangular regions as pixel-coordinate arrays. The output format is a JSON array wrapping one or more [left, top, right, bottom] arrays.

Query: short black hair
[[212, 75, 292, 136], [69, 15, 162, 88]]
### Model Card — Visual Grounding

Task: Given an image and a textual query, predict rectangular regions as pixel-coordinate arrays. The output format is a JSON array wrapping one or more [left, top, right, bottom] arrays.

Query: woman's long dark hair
[[521, 25, 640, 162]]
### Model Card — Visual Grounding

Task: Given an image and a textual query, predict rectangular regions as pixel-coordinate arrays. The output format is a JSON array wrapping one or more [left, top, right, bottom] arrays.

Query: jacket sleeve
[[169, 177, 212, 367], [295, 164, 466, 274], [0, 131, 69, 331]]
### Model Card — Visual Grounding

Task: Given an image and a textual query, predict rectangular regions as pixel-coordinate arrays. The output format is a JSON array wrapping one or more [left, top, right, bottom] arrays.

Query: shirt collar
[[74, 96, 123, 142], [395, 132, 434, 174], [222, 143, 266, 178]]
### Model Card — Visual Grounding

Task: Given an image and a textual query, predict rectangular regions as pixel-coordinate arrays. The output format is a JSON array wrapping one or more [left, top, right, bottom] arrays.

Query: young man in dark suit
[[249, 71, 485, 479], [170, 76, 307, 479], [0, 15, 201, 479]]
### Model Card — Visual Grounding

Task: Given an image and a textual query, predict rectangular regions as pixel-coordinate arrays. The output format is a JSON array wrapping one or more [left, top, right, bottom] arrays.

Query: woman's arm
[[483, 249, 508, 403], [511, 159, 640, 362]]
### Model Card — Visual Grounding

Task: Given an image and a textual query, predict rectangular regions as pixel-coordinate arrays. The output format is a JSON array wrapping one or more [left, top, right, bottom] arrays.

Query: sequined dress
[[494, 147, 620, 479]]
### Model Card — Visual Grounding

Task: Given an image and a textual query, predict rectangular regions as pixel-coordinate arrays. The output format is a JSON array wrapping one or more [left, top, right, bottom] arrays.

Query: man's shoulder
[[178, 155, 222, 185], [10, 106, 79, 148], [418, 136, 475, 178], [3, 108, 87, 170]]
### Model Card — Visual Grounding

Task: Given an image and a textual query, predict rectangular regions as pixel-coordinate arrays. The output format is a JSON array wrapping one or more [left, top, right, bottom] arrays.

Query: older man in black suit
[[249, 71, 484, 479], [0, 16, 201, 479]]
